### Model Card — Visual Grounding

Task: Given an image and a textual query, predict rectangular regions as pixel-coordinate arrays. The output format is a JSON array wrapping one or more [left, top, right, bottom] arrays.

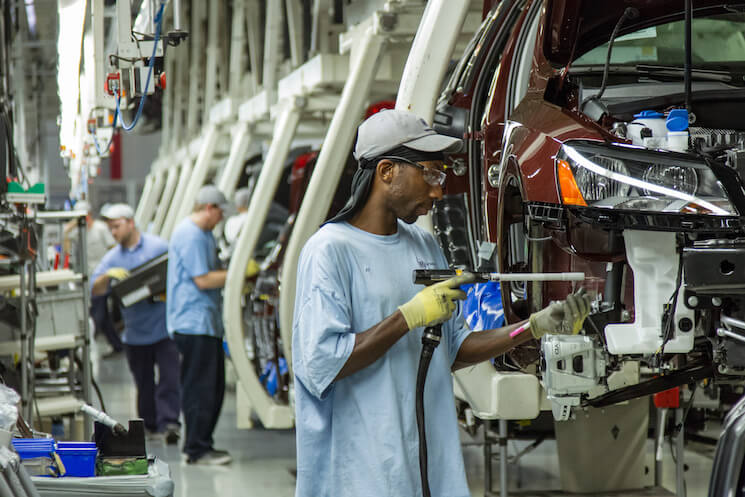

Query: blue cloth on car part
[[260, 357, 288, 396], [462, 281, 505, 331], [292, 220, 472, 497]]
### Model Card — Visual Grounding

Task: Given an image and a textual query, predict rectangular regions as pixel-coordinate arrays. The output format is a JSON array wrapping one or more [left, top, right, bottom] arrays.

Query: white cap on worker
[[353, 109, 462, 161], [234, 187, 251, 209], [101, 203, 134, 220], [196, 184, 229, 210]]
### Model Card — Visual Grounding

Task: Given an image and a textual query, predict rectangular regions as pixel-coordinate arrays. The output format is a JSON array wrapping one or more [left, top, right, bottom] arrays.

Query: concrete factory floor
[[92, 337, 715, 497]]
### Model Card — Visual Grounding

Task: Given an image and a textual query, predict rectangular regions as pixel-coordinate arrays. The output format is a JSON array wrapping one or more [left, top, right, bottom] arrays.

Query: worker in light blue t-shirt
[[91, 203, 181, 445], [166, 185, 231, 466], [292, 110, 591, 497]]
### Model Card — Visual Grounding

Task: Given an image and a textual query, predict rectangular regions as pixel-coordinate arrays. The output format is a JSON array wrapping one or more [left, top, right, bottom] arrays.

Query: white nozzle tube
[[79, 404, 123, 432], [488, 272, 586, 282]]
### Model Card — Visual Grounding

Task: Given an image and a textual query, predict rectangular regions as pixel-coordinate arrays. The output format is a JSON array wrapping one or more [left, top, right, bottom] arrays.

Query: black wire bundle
[[659, 251, 685, 360]]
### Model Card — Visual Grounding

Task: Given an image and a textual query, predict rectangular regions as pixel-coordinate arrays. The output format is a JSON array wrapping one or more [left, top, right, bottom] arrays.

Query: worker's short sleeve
[[177, 232, 211, 278], [445, 310, 472, 366], [292, 250, 355, 401]]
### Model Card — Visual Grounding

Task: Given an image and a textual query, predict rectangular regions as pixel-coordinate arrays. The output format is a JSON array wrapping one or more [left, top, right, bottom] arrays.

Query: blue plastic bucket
[[11, 438, 54, 459], [56, 442, 97, 477]]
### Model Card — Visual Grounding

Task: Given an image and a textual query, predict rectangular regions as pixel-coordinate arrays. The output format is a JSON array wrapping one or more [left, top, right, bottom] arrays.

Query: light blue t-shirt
[[292, 221, 472, 497], [91, 233, 169, 345], [166, 218, 224, 337]]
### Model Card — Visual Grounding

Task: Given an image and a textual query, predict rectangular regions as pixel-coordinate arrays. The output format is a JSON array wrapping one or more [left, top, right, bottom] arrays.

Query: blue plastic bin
[[11, 438, 54, 459], [56, 442, 97, 477]]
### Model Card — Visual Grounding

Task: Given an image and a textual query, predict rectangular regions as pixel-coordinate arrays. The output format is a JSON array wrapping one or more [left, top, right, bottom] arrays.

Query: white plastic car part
[[605, 230, 694, 354], [453, 363, 540, 420]]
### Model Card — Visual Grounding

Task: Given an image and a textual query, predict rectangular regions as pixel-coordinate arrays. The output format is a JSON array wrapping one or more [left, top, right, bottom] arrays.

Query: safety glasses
[[381, 156, 447, 187]]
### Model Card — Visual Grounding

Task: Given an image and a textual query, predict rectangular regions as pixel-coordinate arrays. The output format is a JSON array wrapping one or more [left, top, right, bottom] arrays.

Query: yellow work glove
[[105, 267, 130, 281], [245, 259, 260, 279], [398, 273, 475, 330], [528, 289, 591, 339]]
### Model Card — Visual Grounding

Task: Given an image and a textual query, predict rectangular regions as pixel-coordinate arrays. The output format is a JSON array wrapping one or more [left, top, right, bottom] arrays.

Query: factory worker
[[166, 185, 232, 466], [63, 200, 121, 355], [91, 203, 181, 444], [292, 109, 591, 497], [223, 186, 250, 246]]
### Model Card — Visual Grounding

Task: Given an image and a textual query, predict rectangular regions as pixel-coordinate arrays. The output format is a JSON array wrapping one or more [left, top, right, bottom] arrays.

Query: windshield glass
[[574, 12, 745, 69]]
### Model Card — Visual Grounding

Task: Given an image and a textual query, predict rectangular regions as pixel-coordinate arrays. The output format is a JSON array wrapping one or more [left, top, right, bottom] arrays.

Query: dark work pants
[[124, 338, 182, 432], [172, 333, 225, 459], [90, 295, 123, 352]]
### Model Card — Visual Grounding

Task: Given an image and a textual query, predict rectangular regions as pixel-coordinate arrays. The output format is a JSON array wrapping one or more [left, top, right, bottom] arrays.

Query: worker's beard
[[118, 231, 135, 247]]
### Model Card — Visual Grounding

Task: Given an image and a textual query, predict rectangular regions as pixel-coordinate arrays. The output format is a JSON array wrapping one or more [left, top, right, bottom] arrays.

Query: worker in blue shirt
[[167, 185, 231, 466], [292, 110, 591, 497], [91, 203, 181, 444]]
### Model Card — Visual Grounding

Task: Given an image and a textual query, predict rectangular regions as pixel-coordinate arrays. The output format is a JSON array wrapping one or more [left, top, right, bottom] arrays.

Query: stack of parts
[[30, 459, 173, 497], [10, 439, 54, 477]]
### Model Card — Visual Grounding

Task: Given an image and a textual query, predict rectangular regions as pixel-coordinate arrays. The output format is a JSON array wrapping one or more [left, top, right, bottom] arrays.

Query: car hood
[[544, 0, 734, 66]]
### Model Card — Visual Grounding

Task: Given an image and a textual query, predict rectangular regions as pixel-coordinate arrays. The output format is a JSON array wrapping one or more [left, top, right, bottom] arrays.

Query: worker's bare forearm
[[334, 311, 410, 381], [91, 274, 110, 296], [453, 320, 532, 370], [193, 269, 227, 289]]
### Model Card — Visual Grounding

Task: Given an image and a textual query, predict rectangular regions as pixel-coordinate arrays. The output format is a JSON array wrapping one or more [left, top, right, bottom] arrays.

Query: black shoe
[[186, 450, 232, 465], [164, 425, 180, 445]]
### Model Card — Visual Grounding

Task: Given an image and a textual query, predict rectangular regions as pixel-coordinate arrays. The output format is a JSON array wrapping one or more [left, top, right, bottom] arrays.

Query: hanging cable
[[115, 0, 166, 132]]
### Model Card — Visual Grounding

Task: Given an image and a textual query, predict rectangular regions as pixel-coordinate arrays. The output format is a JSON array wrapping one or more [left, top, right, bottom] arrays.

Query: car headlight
[[556, 141, 737, 216]]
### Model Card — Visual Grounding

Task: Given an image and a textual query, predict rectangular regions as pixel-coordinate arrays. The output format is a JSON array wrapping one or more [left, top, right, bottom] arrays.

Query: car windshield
[[574, 12, 745, 70]]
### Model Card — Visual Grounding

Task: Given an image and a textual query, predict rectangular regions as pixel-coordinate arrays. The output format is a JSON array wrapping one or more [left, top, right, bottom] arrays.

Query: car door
[[433, 0, 528, 270], [708, 394, 745, 496]]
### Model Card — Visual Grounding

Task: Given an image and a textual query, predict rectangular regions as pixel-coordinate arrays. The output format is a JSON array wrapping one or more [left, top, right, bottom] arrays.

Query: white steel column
[[278, 28, 386, 368], [139, 168, 167, 231], [204, 0, 220, 112], [171, 125, 220, 226], [217, 123, 253, 199], [161, 156, 194, 239], [223, 99, 303, 429], [395, 0, 470, 122], [134, 172, 155, 227], [228, 0, 247, 96], [263, 0, 283, 104], [245, 0, 262, 94], [186, 0, 206, 136], [170, 37, 187, 151], [395, 0, 471, 233], [151, 161, 182, 235], [285, 0, 305, 68]]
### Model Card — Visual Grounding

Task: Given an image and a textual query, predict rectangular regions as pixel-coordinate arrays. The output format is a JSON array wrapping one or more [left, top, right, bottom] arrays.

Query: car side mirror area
[[433, 104, 469, 148]]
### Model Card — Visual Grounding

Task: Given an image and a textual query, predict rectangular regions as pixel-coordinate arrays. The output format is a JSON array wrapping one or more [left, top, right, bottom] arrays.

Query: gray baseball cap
[[196, 184, 229, 210], [101, 203, 134, 220], [234, 187, 251, 209], [354, 109, 462, 161]]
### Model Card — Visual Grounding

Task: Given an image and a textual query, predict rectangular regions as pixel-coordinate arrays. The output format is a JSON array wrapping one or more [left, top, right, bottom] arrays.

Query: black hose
[[580, 7, 639, 111], [416, 325, 442, 497]]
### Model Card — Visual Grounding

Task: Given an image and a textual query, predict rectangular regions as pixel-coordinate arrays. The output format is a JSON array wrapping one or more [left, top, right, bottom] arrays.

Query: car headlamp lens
[[574, 156, 630, 201], [642, 165, 698, 196], [556, 141, 737, 216]]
